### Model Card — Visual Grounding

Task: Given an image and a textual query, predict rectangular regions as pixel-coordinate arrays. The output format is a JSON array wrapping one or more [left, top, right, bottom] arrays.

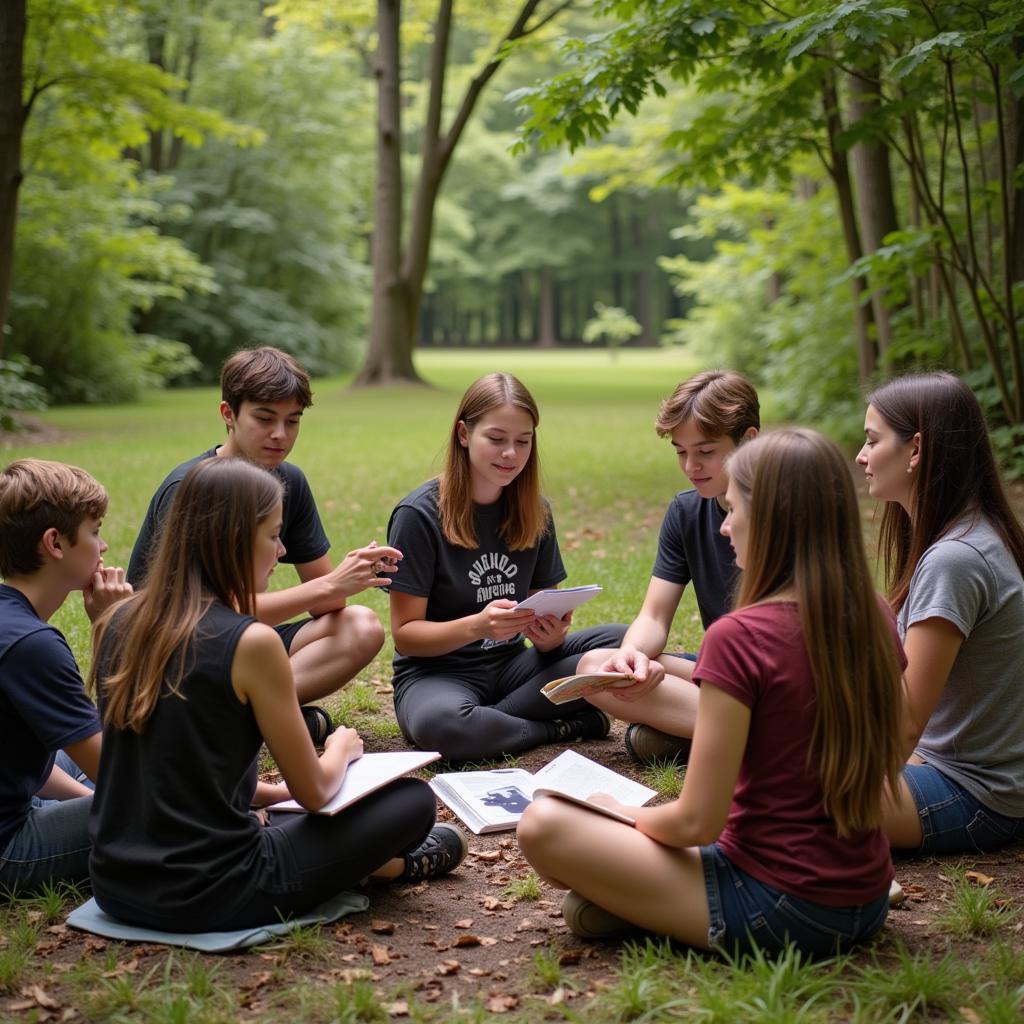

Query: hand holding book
[[541, 671, 637, 705]]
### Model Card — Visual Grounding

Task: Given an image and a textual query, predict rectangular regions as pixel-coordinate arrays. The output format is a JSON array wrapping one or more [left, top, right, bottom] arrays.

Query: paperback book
[[429, 748, 656, 834], [515, 584, 602, 618], [541, 671, 635, 705]]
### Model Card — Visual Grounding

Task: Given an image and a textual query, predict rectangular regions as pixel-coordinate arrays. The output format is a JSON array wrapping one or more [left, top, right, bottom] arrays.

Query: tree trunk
[[847, 65, 901, 359], [354, 0, 420, 385], [537, 267, 556, 347], [822, 70, 876, 381], [355, 0, 550, 385], [0, 0, 26, 356]]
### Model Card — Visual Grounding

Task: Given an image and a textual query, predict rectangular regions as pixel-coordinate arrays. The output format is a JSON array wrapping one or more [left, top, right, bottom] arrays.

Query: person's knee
[[338, 604, 386, 660], [406, 711, 482, 761], [517, 797, 566, 861]]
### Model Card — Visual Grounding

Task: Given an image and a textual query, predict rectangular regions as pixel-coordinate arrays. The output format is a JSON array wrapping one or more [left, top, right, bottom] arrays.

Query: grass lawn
[[1, 349, 1022, 1022]]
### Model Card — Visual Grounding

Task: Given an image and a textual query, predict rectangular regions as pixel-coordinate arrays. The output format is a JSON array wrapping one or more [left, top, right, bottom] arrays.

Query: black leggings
[[393, 623, 627, 761], [215, 777, 436, 930]]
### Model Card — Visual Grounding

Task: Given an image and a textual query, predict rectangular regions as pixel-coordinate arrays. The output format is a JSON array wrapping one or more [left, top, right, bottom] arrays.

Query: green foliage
[[0, 356, 47, 431], [502, 871, 542, 902], [582, 302, 643, 351]]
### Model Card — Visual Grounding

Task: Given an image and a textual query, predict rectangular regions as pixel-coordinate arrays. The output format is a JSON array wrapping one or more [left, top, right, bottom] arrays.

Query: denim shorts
[[903, 763, 1024, 855], [699, 844, 889, 958]]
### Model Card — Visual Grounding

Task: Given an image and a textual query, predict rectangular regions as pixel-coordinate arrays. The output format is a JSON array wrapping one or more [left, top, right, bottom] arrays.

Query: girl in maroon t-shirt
[[518, 429, 904, 956]]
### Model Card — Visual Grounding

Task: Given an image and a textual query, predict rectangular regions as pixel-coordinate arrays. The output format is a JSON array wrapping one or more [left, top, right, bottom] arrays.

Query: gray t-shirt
[[899, 515, 1024, 817]]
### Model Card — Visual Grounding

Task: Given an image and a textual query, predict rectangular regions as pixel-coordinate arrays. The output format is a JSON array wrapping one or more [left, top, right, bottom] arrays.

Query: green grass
[[502, 871, 543, 902], [4, 350, 1022, 1022]]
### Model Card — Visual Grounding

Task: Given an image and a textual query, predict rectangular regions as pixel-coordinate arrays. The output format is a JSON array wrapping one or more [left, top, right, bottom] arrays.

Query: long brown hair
[[437, 373, 547, 550], [868, 372, 1024, 611], [728, 429, 903, 836], [90, 458, 283, 733]]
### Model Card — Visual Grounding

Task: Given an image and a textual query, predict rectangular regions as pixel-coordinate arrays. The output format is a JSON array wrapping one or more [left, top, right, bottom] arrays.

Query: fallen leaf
[[454, 934, 481, 947], [22, 984, 59, 1009], [480, 937, 498, 947], [959, 1009, 983, 1024], [239, 971, 274, 992], [437, 959, 460, 976], [472, 850, 502, 861], [454, 918, 474, 929], [339, 968, 374, 983], [388, 1000, 409, 1017], [371, 920, 396, 934], [965, 870, 994, 887], [549, 987, 566, 1005], [559, 949, 583, 965], [371, 945, 392, 965], [486, 994, 519, 1013]]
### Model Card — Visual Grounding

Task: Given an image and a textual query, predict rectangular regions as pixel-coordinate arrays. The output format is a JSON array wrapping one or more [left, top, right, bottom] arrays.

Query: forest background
[[2, 0, 1024, 466]]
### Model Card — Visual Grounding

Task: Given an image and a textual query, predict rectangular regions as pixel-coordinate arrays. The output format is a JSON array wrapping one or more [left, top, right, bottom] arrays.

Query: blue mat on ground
[[66, 891, 369, 952]]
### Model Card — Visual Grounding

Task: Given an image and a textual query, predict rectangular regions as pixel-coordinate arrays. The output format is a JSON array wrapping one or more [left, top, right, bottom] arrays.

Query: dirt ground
[[6, 720, 1023, 1021]]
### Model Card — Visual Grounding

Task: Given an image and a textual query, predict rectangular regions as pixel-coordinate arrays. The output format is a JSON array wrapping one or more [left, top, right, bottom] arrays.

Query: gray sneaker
[[547, 708, 612, 744], [562, 890, 634, 939], [400, 824, 469, 881], [623, 723, 691, 766]]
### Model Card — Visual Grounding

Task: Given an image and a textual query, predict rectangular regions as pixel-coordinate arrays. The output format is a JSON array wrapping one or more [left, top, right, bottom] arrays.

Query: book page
[[531, 789, 638, 826], [515, 585, 602, 619], [531, 749, 656, 806], [430, 768, 537, 831], [541, 671, 633, 705], [268, 750, 440, 815]]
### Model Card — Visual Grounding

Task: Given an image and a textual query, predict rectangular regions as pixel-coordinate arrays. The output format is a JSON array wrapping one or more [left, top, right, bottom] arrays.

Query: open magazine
[[429, 749, 656, 834], [541, 671, 635, 705], [268, 750, 440, 816]]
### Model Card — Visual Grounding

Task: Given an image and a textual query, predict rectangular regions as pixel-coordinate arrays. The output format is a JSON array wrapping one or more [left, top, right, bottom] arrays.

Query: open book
[[541, 671, 635, 705], [267, 750, 440, 816], [515, 584, 602, 619], [429, 749, 656, 834]]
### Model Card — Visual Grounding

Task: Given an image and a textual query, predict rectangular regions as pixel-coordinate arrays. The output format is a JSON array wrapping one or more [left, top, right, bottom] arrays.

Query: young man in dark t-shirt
[[0, 459, 132, 892], [127, 347, 399, 734], [575, 371, 760, 763]]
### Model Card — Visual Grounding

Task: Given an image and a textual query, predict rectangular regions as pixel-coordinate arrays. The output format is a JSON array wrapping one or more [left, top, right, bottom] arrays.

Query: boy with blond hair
[[0, 459, 131, 892]]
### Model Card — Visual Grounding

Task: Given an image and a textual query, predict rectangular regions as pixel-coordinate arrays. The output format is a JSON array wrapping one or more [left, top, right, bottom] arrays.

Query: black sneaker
[[400, 824, 469, 881], [301, 705, 335, 747], [623, 723, 691, 766], [546, 708, 612, 744]]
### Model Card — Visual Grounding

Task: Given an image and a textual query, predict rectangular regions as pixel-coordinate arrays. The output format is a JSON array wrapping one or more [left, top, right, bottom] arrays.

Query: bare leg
[[517, 797, 711, 948], [289, 604, 385, 704], [586, 669, 699, 738]]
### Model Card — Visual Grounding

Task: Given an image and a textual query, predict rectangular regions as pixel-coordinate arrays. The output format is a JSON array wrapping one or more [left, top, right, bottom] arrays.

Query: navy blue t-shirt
[[0, 584, 101, 850], [127, 447, 330, 586], [386, 479, 566, 682], [651, 489, 737, 629]]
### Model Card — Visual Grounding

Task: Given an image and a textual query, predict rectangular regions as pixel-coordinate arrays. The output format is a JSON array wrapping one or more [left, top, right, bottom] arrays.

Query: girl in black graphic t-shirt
[[88, 458, 465, 932], [386, 373, 624, 762]]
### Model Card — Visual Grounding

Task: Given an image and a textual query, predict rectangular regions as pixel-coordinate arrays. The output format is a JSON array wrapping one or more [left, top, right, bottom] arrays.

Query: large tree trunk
[[354, 0, 551, 386], [848, 65, 901, 359], [0, 0, 26, 356], [822, 70, 876, 382], [536, 267, 556, 347], [355, 0, 420, 385]]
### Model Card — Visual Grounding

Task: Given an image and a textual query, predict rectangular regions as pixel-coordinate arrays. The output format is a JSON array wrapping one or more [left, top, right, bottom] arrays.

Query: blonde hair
[[0, 459, 107, 577], [437, 373, 548, 550], [91, 458, 282, 733], [727, 429, 903, 836]]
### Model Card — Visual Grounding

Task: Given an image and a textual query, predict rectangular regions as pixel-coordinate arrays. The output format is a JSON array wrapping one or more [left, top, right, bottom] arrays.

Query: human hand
[[604, 652, 665, 703], [586, 792, 632, 815], [523, 611, 571, 652], [83, 565, 133, 622], [325, 726, 364, 765], [475, 599, 537, 642], [326, 542, 403, 597]]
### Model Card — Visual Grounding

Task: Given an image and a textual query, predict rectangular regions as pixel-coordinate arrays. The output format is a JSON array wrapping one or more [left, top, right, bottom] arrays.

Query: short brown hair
[[220, 346, 313, 415], [655, 370, 760, 441], [0, 459, 108, 577]]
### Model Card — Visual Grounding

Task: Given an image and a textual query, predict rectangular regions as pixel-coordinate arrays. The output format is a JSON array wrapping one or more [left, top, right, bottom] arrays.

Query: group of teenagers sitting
[[2, 345, 1022, 960]]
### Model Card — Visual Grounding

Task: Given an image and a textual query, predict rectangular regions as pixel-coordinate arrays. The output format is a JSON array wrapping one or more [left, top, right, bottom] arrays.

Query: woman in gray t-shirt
[[857, 371, 1024, 854]]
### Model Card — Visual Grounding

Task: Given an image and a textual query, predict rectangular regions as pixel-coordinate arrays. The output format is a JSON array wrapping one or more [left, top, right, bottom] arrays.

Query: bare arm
[[36, 762, 93, 800], [598, 683, 748, 848], [231, 623, 362, 810], [900, 617, 964, 759], [253, 545, 401, 625], [63, 731, 102, 785], [390, 590, 537, 659]]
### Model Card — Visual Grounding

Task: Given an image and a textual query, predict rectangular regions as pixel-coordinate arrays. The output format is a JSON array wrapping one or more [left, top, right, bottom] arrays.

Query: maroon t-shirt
[[694, 601, 900, 907]]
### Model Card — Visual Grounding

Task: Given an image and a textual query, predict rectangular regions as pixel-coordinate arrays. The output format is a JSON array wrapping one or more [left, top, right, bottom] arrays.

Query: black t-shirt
[[651, 489, 738, 629], [127, 447, 330, 586], [89, 602, 293, 929], [386, 479, 566, 681], [0, 584, 100, 850]]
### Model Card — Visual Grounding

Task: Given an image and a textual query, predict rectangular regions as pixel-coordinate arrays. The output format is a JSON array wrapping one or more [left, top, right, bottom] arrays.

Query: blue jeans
[[0, 752, 95, 895], [903, 763, 1024, 855], [700, 844, 888, 958]]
